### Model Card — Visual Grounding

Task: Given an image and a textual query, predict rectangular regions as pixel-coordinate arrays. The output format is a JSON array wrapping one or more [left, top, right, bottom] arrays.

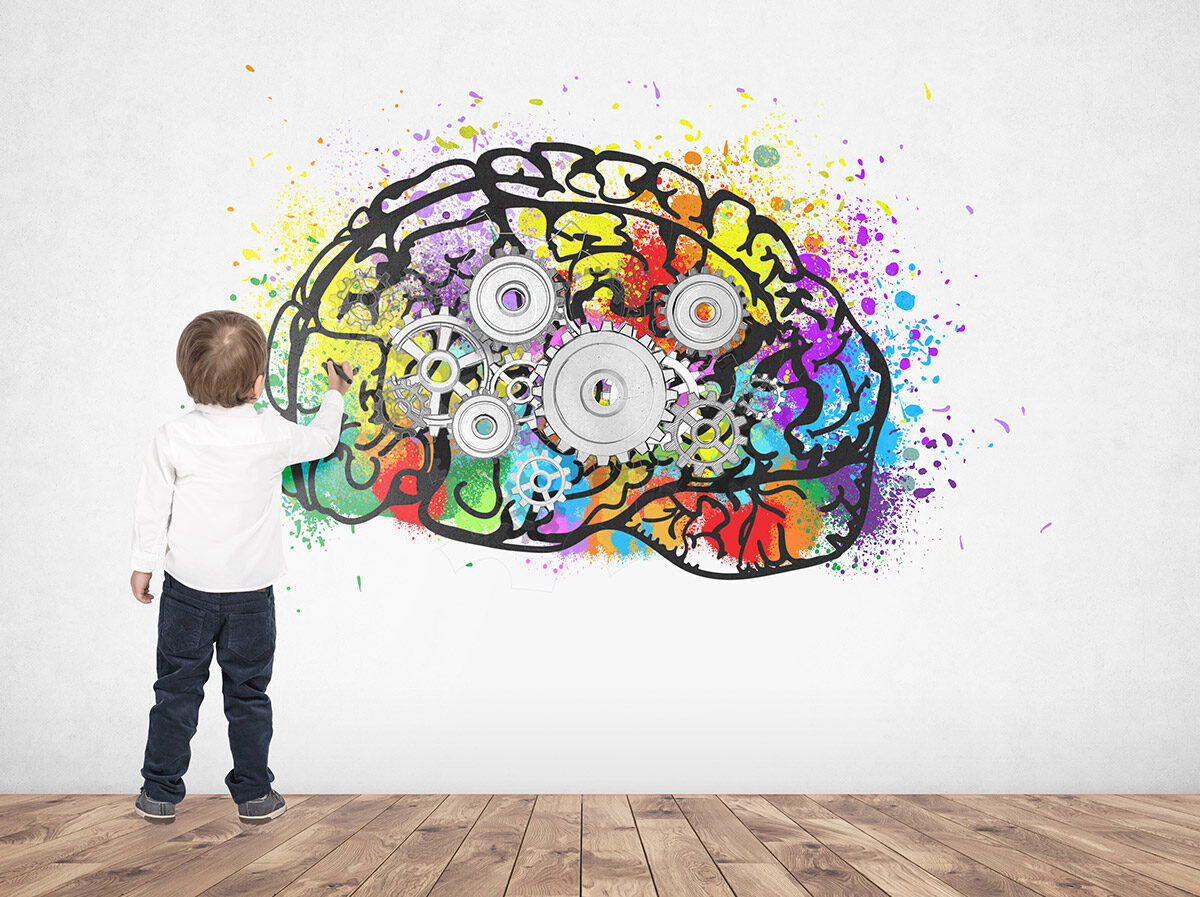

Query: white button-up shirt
[[130, 390, 345, 591]]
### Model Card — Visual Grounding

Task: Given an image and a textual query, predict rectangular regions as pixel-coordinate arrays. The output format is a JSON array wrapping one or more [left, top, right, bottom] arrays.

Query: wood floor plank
[[0, 806, 148, 877], [810, 795, 1045, 897], [1008, 795, 1200, 869], [675, 795, 810, 897], [352, 794, 492, 897], [0, 796, 128, 841], [857, 795, 1121, 897], [580, 794, 655, 897], [506, 794, 580, 897], [766, 796, 968, 897], [0, 796, 135, 850], [628, 794, 733, 897], [952, 795, 1200, 894], [273, 795, 446, 897], [425, 794, 534, 897], [198, 795, 399, 897], [1132, 797, 1200, 820], [719, 795, 888, 897], [116, 794, 354, 897], [913, 795, 1196, 897], [0, 796, 231, 897], [1088, 795, 1200, 833], [15, 797, 313, 897]]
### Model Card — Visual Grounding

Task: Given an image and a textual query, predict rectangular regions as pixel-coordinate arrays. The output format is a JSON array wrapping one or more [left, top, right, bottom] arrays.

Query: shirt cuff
[[131, 551, 160, 573]]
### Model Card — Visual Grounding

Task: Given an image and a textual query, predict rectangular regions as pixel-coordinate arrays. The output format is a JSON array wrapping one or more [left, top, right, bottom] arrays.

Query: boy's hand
[[325, 359, 355, 396], [131, 571, 155, 604]]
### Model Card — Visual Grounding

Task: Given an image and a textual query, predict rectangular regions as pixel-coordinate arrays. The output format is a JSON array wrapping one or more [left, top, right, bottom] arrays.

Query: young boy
[[130, 309, 353, 824]]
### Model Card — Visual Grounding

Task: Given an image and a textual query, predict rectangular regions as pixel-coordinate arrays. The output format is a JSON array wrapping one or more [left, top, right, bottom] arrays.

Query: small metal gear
[[486, 349, 539, 424], [385, 307, 494, 433], [464, 247, 567, 349], [532, 320, 678, 466], [663, 383, 749, 476], [449, 390, 518, 458], [511, 450, 572, 512], [737, 373, 785, 417], [362, 385, 420, 444], [663, 265, 748, 355]]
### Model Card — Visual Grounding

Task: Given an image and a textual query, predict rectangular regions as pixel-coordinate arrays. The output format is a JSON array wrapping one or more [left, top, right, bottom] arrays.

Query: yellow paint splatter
[[924, 82, 931, 100], [242, 248, 261, 261], [529, 98, 543, 106], [876, 200, 892, 216]]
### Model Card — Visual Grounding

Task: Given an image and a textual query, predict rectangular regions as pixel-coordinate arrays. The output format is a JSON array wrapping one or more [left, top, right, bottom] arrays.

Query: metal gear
[[366, 385, 420, 443], [336, 268, 385, 328], [737, 373, 785, 417], [385, 308, 494, 432], [511, 450, 572, 512], [449, 390, 518, 458], [464, 247, 566, 348], [663, 382, 749, 476], [532, 320, 678, 466], [663, 265, 748, 354], [486, 349, 539, 424]]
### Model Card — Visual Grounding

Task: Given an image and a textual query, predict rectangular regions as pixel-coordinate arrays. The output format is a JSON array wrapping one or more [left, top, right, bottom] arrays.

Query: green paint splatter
[[356, 575, 361, 592], [465, 562, 473, 567]]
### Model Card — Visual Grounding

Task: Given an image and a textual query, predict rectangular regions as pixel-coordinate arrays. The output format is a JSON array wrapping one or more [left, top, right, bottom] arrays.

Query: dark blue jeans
[[141, 571, 276, 804]]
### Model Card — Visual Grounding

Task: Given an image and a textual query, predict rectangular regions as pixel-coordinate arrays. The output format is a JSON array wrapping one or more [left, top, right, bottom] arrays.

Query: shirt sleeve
[[281, 389, 345, 465], [130, 426, 176, 573]]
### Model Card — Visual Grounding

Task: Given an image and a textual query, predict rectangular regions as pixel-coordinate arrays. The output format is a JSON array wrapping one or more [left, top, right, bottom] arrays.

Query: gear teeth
[[637, 334, 655, 347], [618, 322, 635, 337], [614, 450, 630, 464], [600, 320, 614, 331]]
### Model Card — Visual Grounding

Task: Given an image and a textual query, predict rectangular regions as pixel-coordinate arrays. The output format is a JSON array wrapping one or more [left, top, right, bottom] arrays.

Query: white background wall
[[2, 0, 1197, 793]]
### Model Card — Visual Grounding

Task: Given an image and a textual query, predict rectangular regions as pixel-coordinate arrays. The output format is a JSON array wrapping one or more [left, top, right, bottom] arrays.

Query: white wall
[[1, 0, 1197, 793]]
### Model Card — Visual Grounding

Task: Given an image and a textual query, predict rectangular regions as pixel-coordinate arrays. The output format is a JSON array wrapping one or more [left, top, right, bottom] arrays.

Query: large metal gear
[[511, 450, 571, 512], [486, 349, 539, 424], [465, 248, 566, 348], [663, 265, 748, 354], [532, 320, 678, 466], [663, 383, 749, 476], [385, 308, 494, 432], [449, 390, 518, 458]]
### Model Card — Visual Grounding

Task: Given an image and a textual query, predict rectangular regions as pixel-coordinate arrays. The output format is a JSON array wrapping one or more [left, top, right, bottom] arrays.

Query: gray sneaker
[[238, 789, 286, 824], [134, 787, 175, 824]]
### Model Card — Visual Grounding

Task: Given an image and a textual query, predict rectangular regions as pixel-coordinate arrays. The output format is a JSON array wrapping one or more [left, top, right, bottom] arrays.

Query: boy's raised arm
[[281, 387, 346, 465], [130, 426, 176, 574]]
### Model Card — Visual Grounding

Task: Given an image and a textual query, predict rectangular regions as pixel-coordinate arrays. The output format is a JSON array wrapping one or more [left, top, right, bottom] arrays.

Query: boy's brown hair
[[176, 310, 269, 407]]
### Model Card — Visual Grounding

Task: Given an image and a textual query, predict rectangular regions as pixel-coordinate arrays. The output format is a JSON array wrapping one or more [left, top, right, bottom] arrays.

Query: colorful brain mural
[[268, 141, 891, 578]]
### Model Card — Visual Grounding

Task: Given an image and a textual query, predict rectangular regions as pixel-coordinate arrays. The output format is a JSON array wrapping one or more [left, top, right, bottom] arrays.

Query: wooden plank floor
[[1, 795, 1198, 897]]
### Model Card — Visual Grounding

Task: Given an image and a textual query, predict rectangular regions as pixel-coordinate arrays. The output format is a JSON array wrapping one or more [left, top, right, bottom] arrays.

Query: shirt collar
[[195, 402, 260, 416]]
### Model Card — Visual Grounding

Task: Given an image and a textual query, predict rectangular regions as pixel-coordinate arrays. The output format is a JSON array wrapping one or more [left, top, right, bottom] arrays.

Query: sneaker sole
[[134, 806, 175, 824], [238, 806, 286, 824]]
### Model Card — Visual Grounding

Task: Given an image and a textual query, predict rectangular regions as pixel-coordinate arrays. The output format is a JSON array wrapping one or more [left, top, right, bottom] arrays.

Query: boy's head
[[177, 310, 269, 407]]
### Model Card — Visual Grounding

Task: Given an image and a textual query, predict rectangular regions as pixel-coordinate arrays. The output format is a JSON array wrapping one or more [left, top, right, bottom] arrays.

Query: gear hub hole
[[592, 377, 616, 406], [501, 286, 527, 311], [473, 414, 497, 437], [692, 300, 716, 324], [695, 422, 720, 445]]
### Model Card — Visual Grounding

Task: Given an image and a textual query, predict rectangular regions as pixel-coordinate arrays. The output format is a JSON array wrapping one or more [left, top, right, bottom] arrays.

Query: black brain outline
[[268, 141, 892, 579]]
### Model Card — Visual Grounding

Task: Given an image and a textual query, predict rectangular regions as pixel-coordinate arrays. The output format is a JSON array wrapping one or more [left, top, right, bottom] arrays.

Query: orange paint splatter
[[226, 206, 234, 212], [317, 137, 323, 143], [683, 150, 701, 166], [245, 64, 255, 72]]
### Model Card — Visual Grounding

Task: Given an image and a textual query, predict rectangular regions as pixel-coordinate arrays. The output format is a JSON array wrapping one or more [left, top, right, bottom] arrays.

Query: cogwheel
[[532, 319, 678, 466], [737, 373, 785, 417], [382, 376, 433, 430], [663, 264, 749, 355], [486, 349, 539, 424], [663, 383, 749, 477], [336, 267, 385, 328], [448, 390, 518, 458], [385, 307, 493, 433], [363, 385, 420, 444], [463, 247, 567, 349], [511, 449, 572, 512]]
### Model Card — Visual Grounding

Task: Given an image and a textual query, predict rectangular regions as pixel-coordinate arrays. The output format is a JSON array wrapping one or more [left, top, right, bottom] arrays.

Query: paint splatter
[[995, 418, 1010, 433], [1040, 522, 1052, 533]]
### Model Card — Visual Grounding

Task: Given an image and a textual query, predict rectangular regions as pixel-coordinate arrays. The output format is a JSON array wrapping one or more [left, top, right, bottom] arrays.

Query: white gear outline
[[663, 264, 749, 355], [663, 383, 749, 476], [336, 268, 385, 329], [463, 246, 567, 349], [511, 450, 572, 512], [531, 319, 679, 466], [737, 373, 785, 416], [385, 307, 494, 433]]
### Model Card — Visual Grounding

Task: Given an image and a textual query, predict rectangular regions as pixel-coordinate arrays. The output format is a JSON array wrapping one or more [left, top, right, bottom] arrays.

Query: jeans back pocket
[[225, 601, 276, 662], [159, 597, 207, 657]]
